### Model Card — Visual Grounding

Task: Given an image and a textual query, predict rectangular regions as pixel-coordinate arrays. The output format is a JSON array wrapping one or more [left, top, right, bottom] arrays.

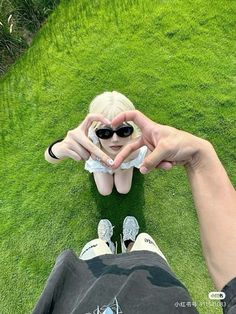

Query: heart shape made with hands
[[78, 112, 140, 169], [79, 110, 174, 173], [110, 110, 175, 171]]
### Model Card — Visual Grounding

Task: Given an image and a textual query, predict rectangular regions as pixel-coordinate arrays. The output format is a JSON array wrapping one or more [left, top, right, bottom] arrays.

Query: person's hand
[[51, 114, 114, 166], [111, 110, 209, 173]]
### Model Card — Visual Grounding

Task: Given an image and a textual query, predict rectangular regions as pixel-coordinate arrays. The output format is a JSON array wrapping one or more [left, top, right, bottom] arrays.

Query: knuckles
[[158, 139, 173, 152], [66, 130, 74, 138]]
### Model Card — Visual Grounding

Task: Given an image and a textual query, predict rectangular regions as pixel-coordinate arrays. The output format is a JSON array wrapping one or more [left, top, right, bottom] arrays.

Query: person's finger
[[66, 123, 111, 166], [91, 153, 102, 161], [79, 113, 111, 133], [139, 145, 169, 174], [66, 150, 82, 162], [67, 140, 90, 160], [156, 161, 173, 170], [69, 114, 113, 166], [112, 136, 144, 168], [79, 137, 114, 166], [111, 110, 153, 131], [90, 153, 110, 167], [71, 132, 113, 167]]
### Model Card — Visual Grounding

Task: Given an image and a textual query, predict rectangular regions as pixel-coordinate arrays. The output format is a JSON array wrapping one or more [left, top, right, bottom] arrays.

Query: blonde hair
[[89, 91, 140, 137]]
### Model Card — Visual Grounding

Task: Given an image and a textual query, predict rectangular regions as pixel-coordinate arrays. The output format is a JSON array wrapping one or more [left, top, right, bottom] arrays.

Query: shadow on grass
[[88, 169, 146, 248]]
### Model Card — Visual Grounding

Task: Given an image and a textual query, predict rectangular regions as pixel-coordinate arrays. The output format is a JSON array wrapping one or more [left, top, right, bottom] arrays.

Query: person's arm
[[111, 110, 236, 290], [44, 114, 114, 167], [186, 141, 236, 290], [44, 140, 66, 164], [44, 139, 87, 164]]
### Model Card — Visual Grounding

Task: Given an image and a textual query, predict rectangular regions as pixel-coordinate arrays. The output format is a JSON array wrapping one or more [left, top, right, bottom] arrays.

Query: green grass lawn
[[0, 0, 235, 313]]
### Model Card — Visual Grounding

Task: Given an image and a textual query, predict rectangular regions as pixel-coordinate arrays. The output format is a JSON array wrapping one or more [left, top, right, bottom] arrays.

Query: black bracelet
[[48, 139, 63, 159]]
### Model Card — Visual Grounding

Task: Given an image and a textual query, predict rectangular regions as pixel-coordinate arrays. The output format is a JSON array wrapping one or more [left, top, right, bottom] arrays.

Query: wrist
[[51, 141, 63, 159], [185, 138, 216, 172], [46, 139, 64, 162]]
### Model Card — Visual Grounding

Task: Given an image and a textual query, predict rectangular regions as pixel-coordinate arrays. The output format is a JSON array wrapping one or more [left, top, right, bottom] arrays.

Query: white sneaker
[[121, 216, 139, 253], [97, 219, 115, 253]]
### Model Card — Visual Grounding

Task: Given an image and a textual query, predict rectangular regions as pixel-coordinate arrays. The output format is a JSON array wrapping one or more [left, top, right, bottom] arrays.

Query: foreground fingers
[[139, 145, 169, 174], [140, 162, 173, 173], [156, 161, 174, 171], [111, 110, 153, 131], [113, 137, 144, 168]]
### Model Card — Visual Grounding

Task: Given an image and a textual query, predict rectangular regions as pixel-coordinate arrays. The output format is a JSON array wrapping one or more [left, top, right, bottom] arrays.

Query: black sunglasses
[[95, 124, 134, 140]]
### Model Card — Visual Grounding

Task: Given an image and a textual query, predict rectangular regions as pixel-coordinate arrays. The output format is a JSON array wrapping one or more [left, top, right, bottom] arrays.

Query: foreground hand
[[111, 110, 207, 173], [51, 114, 114, 167]]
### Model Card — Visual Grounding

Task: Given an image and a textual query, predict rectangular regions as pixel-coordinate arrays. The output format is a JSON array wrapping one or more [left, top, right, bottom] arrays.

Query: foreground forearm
[[187, 140, 236, 289]]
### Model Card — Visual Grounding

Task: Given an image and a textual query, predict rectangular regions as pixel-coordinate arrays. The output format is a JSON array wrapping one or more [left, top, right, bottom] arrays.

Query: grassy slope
[[0, 0, 235, 313]]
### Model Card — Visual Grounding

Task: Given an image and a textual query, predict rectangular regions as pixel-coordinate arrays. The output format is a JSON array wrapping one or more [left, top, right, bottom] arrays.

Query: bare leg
[[127, 242, 134, 252], [93, 172, 114, 196], [114, 168, 133, 194]]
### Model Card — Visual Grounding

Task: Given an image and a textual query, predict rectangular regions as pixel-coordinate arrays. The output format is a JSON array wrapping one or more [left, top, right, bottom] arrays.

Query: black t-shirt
[[32, 249, 235, 314]]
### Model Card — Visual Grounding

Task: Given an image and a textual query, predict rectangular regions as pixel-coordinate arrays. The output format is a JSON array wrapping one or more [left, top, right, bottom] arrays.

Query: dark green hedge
[[0, 0, 60, 75]]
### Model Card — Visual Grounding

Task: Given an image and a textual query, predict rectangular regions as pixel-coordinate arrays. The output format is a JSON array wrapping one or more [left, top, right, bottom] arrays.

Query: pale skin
[[91, 129, 141, 195], [45, 110, 236, 290], [93, 169, 133, 196], [44, 114, 143, 195], [44, 114, 113, 166], [111, 110, 236, 291]]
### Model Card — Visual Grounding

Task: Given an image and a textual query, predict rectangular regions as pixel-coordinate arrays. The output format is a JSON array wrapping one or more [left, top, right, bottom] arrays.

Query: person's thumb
[[139, 147, 167, 174]]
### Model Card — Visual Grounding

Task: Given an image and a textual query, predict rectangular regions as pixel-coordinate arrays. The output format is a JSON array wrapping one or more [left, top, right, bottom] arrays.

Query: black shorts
[[221, 277, 236, 314]]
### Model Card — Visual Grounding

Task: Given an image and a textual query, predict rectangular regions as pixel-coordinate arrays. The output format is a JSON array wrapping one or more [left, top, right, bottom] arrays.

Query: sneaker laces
[[123, 228, 138, 242], [98, 225, 114, 242]]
